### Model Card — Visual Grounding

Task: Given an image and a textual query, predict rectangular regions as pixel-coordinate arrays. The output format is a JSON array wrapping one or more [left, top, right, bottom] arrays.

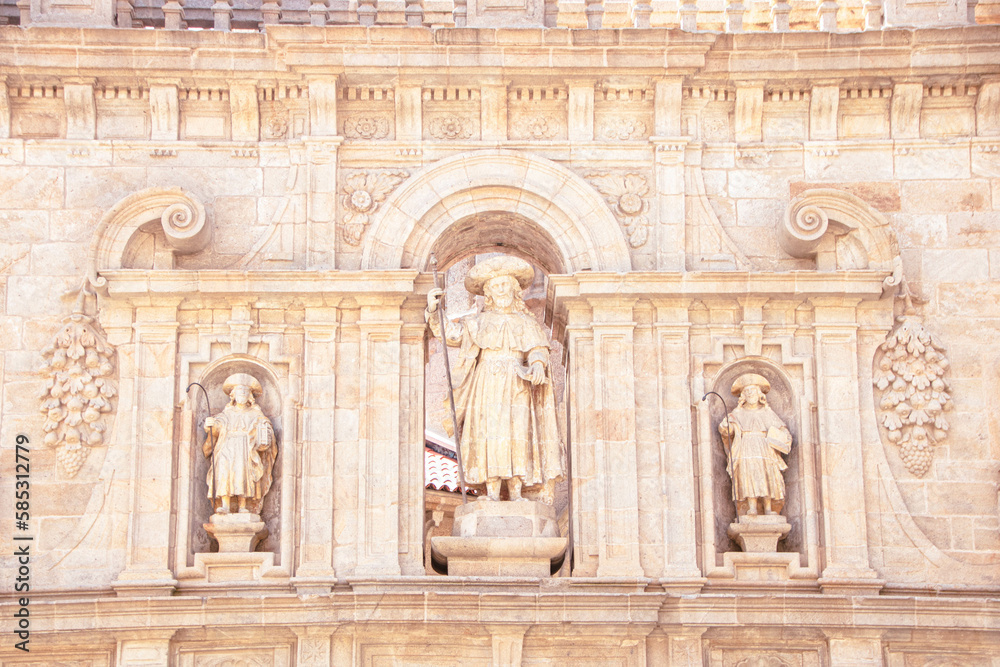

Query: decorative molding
[[39, 289, 117, 477], [428, 114, 474, 140], [586, 172, 651, 248], [510, 114, 560, 140], [874, 315, 952, 477], [598, 117, 648, 141], [88, 187, 210, 288], [340, 170, 408, 246], [342, 114, 391, 140]]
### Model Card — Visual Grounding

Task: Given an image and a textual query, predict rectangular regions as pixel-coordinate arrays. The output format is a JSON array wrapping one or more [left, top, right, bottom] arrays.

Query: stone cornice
[[0, 25, 997, 83]]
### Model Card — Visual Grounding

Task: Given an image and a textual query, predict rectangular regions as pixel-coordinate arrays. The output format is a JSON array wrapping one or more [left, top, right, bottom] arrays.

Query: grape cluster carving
[[39, 313, 117, 477], [873, 315, 951, 477]]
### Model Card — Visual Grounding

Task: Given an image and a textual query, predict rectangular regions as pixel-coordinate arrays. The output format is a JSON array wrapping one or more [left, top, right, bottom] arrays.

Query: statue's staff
[[186, 382, 215, 500], [430, 253, 468, 505], [702, 390, 732, 452]]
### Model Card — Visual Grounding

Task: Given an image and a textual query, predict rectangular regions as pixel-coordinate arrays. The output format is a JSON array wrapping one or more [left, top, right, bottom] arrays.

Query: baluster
[[725, 0, 745, 31], [817, 0, 838, 31], [452, 0, 466, 27], [632, 0, 651, 28], [308, 0, 329, 25], [116, 0, 135, 26], [261, 0, 282, 25], [770, 0, 791, 31], [163, 0, 186, 29], [678, 0, 697, 31], [17, 0, 30, 25], [405, 0, 423, 26], [586, 0, 603, 28], [212, 0, 233, 30], [544, 0, 558, 26], [357, 0, 376, 25], [862, 0, 881, 28]]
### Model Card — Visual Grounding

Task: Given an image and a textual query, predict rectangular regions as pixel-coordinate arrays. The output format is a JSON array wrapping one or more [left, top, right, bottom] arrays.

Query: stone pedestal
[[727, 514, 791, 552], [431, 499, 567, 577], [203, 512, 268, 553]]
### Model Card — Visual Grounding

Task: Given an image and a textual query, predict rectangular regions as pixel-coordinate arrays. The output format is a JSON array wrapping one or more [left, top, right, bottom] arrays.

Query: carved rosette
[[262, 110, 290, 140], [511, 114, 560, 140], [340, 170, 408, 246], [428, 114, 474, 140], [599, 117, 648, 141], [342, 114, 391, 140], [586, 172, 651, 248], [39, 310, 117, 477], [873, 315, 952, 477]]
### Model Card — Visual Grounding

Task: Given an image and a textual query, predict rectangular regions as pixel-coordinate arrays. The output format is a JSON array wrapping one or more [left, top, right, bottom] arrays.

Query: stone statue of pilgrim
[[203, 373, 277, 515], [426, 256, 565, 504], [718, 373, 792, 518]]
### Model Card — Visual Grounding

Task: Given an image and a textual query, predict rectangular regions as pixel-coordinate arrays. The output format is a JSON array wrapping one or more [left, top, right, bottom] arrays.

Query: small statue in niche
[[719, 374, 792, 518], [203, 373, 277, 515], [426, 256, 565, 504]]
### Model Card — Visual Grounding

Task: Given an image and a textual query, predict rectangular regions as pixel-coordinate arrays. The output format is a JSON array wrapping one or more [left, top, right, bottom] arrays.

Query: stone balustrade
[[0, 0, 993, 31]]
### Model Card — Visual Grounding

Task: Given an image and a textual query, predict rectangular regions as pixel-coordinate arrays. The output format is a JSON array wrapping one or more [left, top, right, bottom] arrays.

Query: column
[[653, 299, 702, 586], [353, 297, 404, 577], [568, 80, 595, 142], [64, 78, 96, 140], [652, 78, 686, 272], [293, 307, 339, 592], [811, 297, 882, 593], [395, 80, 422, 142], [305, 138, 341, 270], [591, 297, 643, 577], [230, 82, 260, 142], [734, 83, 763, 143], [112, 302, 181, 595], [480, 79, 508, 142], [891, 82, 922, 139], [149, 80, 179, 141], [810, 83, 840, 141], [398, 318, 427, 575]]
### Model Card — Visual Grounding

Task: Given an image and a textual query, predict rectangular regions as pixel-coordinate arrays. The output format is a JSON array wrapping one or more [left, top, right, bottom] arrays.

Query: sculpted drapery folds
[[426, 256, 565, 504], [719, 374, 793, 517], [203, 373, 278, 515]]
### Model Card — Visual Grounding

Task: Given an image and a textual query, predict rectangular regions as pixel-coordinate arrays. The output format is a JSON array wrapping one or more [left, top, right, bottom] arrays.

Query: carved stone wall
[[1, 20, 999, 667]]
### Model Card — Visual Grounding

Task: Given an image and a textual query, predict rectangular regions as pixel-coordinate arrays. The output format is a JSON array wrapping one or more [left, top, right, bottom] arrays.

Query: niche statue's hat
[[223, 373, 263, 397], [730, 373, 771, 396], [465, 256, 535, 296]]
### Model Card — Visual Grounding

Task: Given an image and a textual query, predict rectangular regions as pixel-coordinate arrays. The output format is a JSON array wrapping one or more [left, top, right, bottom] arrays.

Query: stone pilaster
[[229, 82, 260, 142], [811, 297, 882, 593], [293, 307, 339, 592], [305, 138, 342, 269], [149, 80, 180, 141], [480, 79, 508, 142], [395, 80, 423, 142], [568, 80, 595, 142], [353, 296, 404, 577], [398, 317, 427, 575], [809, 83, 841, 141], [891, 82, 923, 139], [652, 299, 702, 586], [112, 302, 181, 595], [735, 82, 764, 143], [64, 79, 96, 140]]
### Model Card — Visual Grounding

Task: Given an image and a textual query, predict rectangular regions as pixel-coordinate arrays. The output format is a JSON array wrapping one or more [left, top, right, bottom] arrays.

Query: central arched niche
[[428, 211, 566, 275], [361, 149, 631, 273]]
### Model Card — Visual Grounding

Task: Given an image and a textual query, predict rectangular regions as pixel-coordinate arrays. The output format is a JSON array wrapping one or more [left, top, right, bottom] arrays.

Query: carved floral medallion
[[587, 172, 652, 248], [339, 170, 408, 246]]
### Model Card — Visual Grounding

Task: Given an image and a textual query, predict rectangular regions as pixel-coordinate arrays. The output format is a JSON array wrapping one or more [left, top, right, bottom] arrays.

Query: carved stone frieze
[[874, 314, 952, 477], [586, 171, 651, 248], [342, 113, 391, 140], [598, 116, 648, 141], [39, 292, 117, 477], [427, 114, 475, 140], [340, 169, 408, 246], [510, 114, 561, 140], [262, 109, 289, 140]]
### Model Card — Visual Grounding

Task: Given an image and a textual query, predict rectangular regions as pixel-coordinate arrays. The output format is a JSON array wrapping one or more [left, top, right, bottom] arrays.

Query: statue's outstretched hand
[[427, 287, 445, 313]]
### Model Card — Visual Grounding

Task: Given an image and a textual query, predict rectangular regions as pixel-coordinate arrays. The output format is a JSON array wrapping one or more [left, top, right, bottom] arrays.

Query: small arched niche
[[707, 359, 805, 561], [187, 356, 284, 560]]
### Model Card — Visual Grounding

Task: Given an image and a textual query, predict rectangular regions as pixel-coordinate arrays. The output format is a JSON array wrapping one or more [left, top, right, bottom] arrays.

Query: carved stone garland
[[339, 170, 408, 246], [873, 313, 952, 477], [587, 172, 651, 248], [39, 288, 117, 477]]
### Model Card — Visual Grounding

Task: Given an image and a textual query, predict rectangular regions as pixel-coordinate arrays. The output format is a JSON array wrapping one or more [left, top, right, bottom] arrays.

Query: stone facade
[[1, 0, 999, 663]]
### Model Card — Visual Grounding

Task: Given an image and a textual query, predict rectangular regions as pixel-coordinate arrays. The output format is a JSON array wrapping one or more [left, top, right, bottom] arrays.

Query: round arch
[[361, 150, 632, 273]]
